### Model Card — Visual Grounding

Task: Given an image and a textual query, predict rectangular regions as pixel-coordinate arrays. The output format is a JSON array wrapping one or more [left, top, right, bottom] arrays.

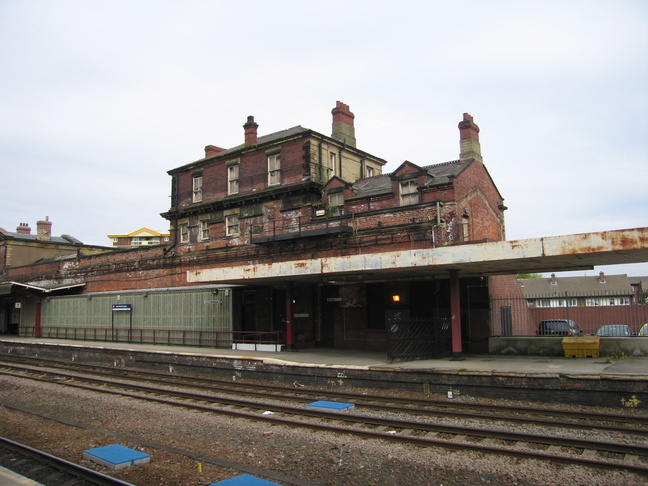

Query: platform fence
[[19, 326, 285, 350], [491, 291, 648, 336]]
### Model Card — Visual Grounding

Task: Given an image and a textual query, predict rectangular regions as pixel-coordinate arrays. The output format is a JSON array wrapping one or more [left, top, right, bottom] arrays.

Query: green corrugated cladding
[[38, 290, 232, 346]]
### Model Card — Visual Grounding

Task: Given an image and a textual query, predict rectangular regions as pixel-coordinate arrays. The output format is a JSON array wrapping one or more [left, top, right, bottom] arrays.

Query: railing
[[19, 327, 285, 350], [248, 215, 350, 242]]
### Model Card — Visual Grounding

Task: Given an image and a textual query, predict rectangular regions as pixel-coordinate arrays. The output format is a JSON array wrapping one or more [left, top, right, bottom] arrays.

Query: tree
[[516, 273, 543, 279]]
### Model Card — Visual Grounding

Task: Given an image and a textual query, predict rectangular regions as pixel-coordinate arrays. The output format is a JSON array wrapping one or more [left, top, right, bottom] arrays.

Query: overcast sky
[[1, 1, 646, 277]]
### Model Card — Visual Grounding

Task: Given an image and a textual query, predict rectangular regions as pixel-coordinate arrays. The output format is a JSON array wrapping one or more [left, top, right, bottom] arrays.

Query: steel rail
[[2, 366, 647, 476], [2, 355, 646, 431], [0, 436, 136, 486], [2, 362, 647, 454]]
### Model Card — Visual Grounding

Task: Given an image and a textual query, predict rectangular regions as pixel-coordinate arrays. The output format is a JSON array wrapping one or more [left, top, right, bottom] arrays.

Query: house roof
[[223, 126, 309, 154], [170, 123, 388, 175], [517, 274, 634, 297], [352, 160, 463, 198], [0, 227, 83, 245]]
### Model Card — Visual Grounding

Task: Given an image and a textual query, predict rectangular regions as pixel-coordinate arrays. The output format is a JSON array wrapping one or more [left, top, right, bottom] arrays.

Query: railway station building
[[1, 103, 646, 359]]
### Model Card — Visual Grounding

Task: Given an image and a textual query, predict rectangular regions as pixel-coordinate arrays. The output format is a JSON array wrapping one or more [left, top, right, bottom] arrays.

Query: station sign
[[112, 304, 132, 311]]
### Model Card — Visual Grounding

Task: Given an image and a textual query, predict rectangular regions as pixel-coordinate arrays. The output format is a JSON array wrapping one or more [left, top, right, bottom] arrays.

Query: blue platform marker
[[211, 474, 283, 485], [305, 400, 355, 411], [83, 444, 150, 471]]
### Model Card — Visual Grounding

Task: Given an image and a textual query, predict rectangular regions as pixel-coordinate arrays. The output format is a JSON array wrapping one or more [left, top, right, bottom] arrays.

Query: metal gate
[[387, 316, 451, 362]]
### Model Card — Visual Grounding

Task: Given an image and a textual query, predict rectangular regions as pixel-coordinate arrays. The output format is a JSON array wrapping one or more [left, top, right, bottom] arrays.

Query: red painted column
[[34, 297, 42, 338], [449, 270, 462, 356], [285, 282, 294, 350]]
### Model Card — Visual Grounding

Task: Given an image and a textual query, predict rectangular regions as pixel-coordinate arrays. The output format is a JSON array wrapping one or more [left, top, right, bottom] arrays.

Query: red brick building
[[1, 103, 507, 356]]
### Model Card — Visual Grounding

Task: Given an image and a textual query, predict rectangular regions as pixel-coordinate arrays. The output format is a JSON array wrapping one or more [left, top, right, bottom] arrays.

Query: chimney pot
[[243, 115, 258, 146], [599, 271, 605, 283]]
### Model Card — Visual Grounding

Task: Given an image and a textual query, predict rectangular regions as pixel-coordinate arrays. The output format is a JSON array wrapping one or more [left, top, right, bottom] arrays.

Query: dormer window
[[193, 174, 203, 203], [329, 192, 344, 217], [400, 180, 418, 206]]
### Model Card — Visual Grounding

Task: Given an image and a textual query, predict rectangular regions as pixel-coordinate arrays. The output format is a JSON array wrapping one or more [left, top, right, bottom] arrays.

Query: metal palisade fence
[[491, 291, 648, 336]]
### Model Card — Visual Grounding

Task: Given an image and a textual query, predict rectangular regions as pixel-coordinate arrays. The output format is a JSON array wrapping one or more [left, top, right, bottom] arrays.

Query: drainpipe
[[163, 216, 179, 256], [318, 141, 323, 182]]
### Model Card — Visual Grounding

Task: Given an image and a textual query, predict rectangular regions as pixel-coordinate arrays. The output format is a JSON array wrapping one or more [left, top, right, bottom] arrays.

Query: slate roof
[[0, 228, 83, 245], [352, 160, 462, 198], [217, 126, 309, 157], [517, 274, 633, 296]]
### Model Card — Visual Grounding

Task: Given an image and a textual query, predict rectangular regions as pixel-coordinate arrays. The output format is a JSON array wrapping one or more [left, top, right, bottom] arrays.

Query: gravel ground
[[0, 374, 646, 486]]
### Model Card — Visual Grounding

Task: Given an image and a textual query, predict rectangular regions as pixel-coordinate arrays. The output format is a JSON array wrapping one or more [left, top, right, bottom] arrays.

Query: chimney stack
[[36, 216, 52, 241], [243, 116, 258, 146], [458, 113, 482, 162], [16, 223, 31, 234], [204, 145, 226, 158], [331, 101, 356, 147]]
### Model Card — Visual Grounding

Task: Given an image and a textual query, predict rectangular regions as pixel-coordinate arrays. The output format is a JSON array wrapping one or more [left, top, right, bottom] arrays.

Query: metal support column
[[34, 297, 42, 338], [449, 269, 463, 357], [285, 282, 294, 350]]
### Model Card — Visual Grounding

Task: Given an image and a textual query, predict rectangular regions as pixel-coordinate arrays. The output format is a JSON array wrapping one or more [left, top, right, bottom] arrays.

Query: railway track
[[1, 354, 646, 434], [0, 435, 136, 486], [1, 356, 647, 477]]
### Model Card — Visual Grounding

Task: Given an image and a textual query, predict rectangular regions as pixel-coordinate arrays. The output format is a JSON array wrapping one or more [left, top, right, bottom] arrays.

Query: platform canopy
[[0, 281, 85, 295], [188, 227, 648, 284]]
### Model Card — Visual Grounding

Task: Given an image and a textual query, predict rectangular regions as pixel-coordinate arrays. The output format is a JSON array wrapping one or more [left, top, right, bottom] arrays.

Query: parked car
[[537, 319, 582, 336], [639, 324, 648, 336], [595, 325, 633, 337]]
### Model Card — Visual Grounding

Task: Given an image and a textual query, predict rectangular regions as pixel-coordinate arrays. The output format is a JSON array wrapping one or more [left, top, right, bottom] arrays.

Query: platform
[[0, 466, 44, 486], [1, 336, 646, 376], [1, 336, 647, 408]]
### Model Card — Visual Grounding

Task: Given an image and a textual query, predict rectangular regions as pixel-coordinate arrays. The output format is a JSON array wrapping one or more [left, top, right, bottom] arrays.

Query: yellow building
[[107, 228, 170, 249]]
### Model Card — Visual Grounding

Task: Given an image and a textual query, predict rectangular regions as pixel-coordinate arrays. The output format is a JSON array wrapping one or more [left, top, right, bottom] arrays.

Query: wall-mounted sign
[[326, 298, 342, 302], [112, 304, 132, 311]]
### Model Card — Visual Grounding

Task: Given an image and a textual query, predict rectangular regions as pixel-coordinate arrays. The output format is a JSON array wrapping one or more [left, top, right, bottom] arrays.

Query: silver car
[[595, 325, 633, 337]]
